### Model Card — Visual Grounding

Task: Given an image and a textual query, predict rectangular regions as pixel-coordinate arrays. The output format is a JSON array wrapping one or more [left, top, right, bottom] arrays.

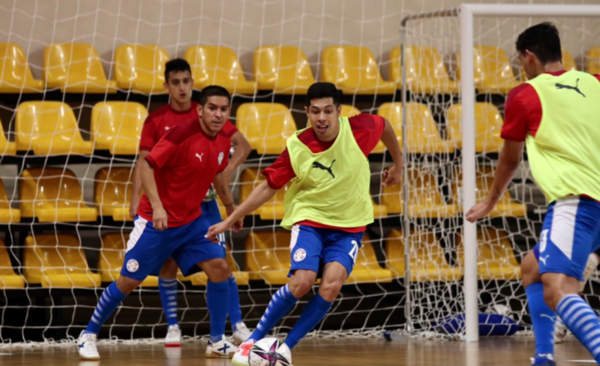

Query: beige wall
[[1, 0, 599, 80]]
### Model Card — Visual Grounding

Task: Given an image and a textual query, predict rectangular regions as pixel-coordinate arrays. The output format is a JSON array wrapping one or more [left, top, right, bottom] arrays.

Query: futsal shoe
[[164, 324, 182, 347], [232, 339, 255, 366], [530, 355, 556, 366], [77, 332, 101, 360], [206, 335, 237, 358], [232, 322, 252, 345], [554, 317, 568, 343]]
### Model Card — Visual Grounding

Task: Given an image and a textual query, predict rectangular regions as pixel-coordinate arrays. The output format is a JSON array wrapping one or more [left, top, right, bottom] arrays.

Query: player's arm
[[222, 131, 251, 184], [130, 150, 149, 218], [139, 158, 168, 231], [465, 140, 524, 222], [212, 171, 243, 230], [380, 117, 403, 186]]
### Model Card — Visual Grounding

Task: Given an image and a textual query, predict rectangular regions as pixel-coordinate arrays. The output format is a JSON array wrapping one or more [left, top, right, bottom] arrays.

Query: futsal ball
[[248, 338, 292, 366]]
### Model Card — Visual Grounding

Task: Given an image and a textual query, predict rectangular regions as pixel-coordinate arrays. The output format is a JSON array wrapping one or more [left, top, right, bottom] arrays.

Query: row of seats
[[0, 164, 525, 224], [0, 227, 520, 289], [0, 100, 505, 156], [2, 43, 598, 95]]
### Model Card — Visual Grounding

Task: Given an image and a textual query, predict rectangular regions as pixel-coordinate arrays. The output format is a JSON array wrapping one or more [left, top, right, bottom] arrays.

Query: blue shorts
[[201, 200, 226, 248], [121, 214, 226, 281], [288, 225, 364, 279], [532, 196, 600, 281]]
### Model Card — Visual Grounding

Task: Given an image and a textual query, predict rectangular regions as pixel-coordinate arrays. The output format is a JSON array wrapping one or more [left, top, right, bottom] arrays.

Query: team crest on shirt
[[293, 248, 307, 262], [126, 259, 139, 273], [218, 152, 224, 165]]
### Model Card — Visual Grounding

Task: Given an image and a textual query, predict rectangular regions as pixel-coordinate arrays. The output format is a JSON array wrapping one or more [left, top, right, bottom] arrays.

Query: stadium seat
[[15, 101, 93, 155], [445, 102, 504, 153], [190, 250, 250, 286], [452, 166, 526, 217], [43, 43, 117, 93], [340, 105, 361, 118], [114, 44, 170, 94], [390, 46, 459, 94], [95, 167, 134, 222], [246, 231, 290, 285], [0, 239, 25, 288], [0, 119, 16, 156], [386, 229, 462, 282], [457, 228, 521, 280], [185, 45, 257, 94], [91, 102, 148, 155], [381, 168, 459, 218], [0, 177, 20, 223], [0, 43, 44, 93], [19, 167, 98, 222], [23, 234, 101, 288], [377, 102, 454, 154], [99, 233, 159, 287], [585, 46, 600, 75], [456, 46, 520, 94], [240, 168, 287, 220], [520, 48, 576, 81], [236, 103, 297, 155], [321, 46, 396, 95], [254, 46, 315, 94], [347, 235, 395, 284]]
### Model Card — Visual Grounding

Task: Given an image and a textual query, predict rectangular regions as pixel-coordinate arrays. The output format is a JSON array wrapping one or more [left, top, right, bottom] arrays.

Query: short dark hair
[[164, 58, 192, 82], [516, 22, 562, 65], [306, 82, 341, 107], [199, 85, 231, 106]]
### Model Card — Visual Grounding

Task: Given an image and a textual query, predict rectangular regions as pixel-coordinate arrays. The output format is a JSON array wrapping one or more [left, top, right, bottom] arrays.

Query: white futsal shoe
[[205, 335, 237, 358], [232, 322, 252, 345], [165, 324, 182, 347], [77, 332, 100, 360], [232, 338, 255, 366], [554, 317, 568, 343]]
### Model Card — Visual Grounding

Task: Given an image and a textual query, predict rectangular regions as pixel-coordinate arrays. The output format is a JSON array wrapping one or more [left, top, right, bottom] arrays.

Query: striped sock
[[159, 278, 178, 327], [84, 282, 127, 335], [249, 284, 298, 342], [556, 294, 600, 362]]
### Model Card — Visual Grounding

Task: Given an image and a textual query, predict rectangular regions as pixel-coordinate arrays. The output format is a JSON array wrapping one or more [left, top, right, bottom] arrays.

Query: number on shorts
[[349, 240, 359, 264]]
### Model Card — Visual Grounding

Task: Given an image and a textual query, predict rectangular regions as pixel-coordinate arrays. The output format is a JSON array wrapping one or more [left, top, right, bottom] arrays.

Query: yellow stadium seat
[[43, 43, 117, 93], [114, 44, 170, 94], [446, 102, 504, 153], [390, 46, 459, 95], [347, 235, 395, 284], [246, 231, 290, 285], [91, 102, 147, 155], [452, 166, 526, 217], [99, 233, 159, 287], [456, 46, 520, 94], [386, 230, 461, 282], [190, 250, 250, 286], [321, 46, 396, 95], [0, 240, 25, 288], [586, 47, 600, 75], [236, 103, 297, 155], [185, 45, 256, 94], [15, 101, 93, 155], [0, 43, 44, 93], [240, 168, 287, 220], [95, 168, 133, 222], [340, 105, 361, 118], [377, 102, 454, 154], [0, 118, 16, 155], [520, 48, 576, 81], [381, 168, 458, 218], [457, 228, 521, 280], [19, 167, 98, 222], [23, 234, 101, 288], [0, 177, 20, 223], [254, 46, 315, 94]]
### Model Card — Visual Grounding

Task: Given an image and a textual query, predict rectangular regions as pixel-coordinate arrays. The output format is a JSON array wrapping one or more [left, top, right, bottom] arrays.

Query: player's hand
[[153, 207, 168, 231], [382, 164, 402, 187], [129, 196, 140, 219], [206, 220, 233, 243], [465, 199, 497, 223], [225, 204, 244, 233]]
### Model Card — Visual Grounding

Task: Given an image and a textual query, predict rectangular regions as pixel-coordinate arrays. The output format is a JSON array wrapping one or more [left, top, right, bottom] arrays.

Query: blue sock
[[159, 278, 178, 327], [227, 276, 243, 331], [526, 283, 555, 364], [557, 294, 600, 363], [284, 293, 332, 349], [250, 284, 298, 342], [84, 282, 127, 335], [207, 280, 229, 343]]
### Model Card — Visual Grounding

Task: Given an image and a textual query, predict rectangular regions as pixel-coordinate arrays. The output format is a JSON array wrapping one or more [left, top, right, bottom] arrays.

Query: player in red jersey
[[78, 86, 244, 360], [129, 59, 252, 347]]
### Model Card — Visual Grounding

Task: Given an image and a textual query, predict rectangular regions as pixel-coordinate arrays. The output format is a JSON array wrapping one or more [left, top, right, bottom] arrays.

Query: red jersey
[[138, 119, 231, 227], [263, 114, 385, 232], [140, 101, 238, 151]]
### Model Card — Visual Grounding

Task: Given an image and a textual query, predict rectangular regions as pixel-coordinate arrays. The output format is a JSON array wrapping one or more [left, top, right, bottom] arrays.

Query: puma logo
[[556, 78, 586, 97], [195, 153, 203, 162], [540, 255, 550, 266], [540, 313, 556, 322], [312, 159, 336, 179]]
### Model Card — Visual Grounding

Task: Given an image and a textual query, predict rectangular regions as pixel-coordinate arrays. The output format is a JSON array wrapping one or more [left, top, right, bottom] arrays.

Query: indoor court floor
[[0, 337, 596, 366]]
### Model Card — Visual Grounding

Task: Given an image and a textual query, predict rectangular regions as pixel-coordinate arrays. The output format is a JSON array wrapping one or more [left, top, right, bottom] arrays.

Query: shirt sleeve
[[145, 136, 179, 169], [348, 114, 385, 156], [262, 149, 296, 189], [501, 84, 531, 142], [220, 120, 238, 139], [139, 116, 157, 152]]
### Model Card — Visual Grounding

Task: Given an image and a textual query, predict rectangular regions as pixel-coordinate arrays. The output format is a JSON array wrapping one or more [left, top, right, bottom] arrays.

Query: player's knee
[[288, 272, 315, 298], [203, 258, 230, 283], [522, 250, 541, 288], [159, 258, 178, 279], [318, 279, 343, 302], [116, 275, 142, 295]]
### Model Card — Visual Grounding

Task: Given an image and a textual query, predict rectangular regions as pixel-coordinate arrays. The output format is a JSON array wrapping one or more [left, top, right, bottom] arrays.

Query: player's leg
[[158, 258, 181, 347]]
